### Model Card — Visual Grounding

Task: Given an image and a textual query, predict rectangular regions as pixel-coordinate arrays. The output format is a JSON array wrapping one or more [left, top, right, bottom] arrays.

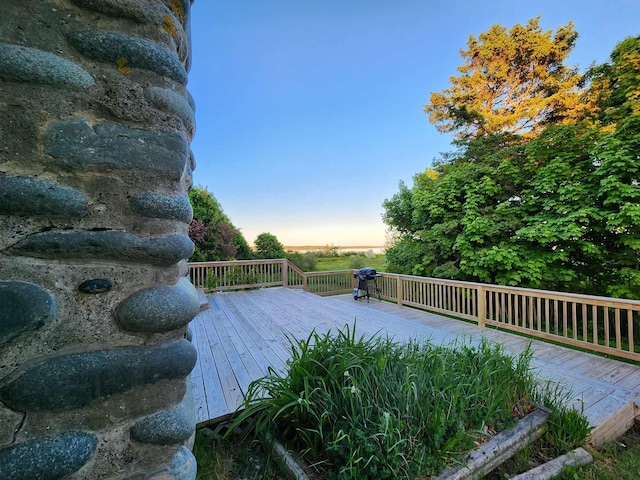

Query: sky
[[187, 0, 639, 247]]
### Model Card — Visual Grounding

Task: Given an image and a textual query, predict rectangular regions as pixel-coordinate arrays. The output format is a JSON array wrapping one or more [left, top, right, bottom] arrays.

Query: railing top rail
[[481, 284, 640, 308], [189, 258, 286, 267], [378, 271, 640, 308]]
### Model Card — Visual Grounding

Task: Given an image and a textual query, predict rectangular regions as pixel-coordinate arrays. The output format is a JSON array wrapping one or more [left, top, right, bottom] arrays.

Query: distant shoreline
[[284, 245, 384, 251]]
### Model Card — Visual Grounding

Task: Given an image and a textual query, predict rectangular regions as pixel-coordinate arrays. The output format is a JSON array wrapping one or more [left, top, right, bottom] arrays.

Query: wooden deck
[[189, 287, 640, 446]]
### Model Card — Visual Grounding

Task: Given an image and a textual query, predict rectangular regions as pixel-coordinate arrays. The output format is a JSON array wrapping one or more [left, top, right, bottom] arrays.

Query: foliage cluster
[[204, 265, 263, 291], [254, 232, 287, 259], [286, 251, 318, 271], [188, 186, 252, 261], [232, 325, 589, 479], [193, 428, 283, 480], [347, 255, 366, 270], [425, 17, 584, 139], [287, 249, 384, 272], [385, 31, 640, 298], [196, 415, 640, 480], [305, 254, 386, 273]]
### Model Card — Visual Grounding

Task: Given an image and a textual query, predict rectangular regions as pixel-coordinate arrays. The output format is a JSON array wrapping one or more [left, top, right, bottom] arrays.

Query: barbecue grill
[[353, 267, 382, 302]]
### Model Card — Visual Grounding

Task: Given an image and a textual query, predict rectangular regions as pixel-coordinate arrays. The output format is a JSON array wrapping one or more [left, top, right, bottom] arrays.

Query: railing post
[[397, 275, 403, 306], [282, 259, 288, 287], [302, 272, 308, 291], [477, 285, 486, 328]]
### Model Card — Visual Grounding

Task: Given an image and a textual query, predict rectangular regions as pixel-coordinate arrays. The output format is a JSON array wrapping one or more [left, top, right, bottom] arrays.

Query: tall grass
[[230, 324, 589, 479]]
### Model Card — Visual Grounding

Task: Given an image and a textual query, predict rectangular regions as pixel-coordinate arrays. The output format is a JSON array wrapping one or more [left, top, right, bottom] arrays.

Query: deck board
[[189, 287, 640, 445], [200, 308, 244, 415]]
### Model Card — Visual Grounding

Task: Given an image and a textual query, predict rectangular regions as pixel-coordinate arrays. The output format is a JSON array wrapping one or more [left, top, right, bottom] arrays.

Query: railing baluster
[[488, 290, 493, 321], [616, 308, 623, 350], [477, 286, 485, 327], [627, 310, 634, 353], [604, 307, 610, 348], [544, 298, 550, 333], [592, 305, 598, 346]]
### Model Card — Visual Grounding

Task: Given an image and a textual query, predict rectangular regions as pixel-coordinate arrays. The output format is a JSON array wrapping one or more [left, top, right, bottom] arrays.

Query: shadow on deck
[[189, 287, 640, 446]]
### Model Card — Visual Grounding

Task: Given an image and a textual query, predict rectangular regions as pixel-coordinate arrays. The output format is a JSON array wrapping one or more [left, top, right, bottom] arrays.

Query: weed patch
[[194, 425, 285, 480], [229, 324, 589, 479]]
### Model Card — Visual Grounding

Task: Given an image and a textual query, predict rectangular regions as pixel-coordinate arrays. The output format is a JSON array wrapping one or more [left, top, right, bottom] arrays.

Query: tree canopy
[[385, 32, 640, 299], [586, 35, 640, 126], [254, 232, 286, 259], [188, 186, 251, 261], [424, 17, 585, 140]]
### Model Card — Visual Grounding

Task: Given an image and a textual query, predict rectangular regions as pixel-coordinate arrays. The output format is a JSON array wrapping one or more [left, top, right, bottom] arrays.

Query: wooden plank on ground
[[200, 308, 244, 416], [187, 315, 208, 424], [216, 294, 288, 374], [192, 312, 228, 423], [219, 292, 293, 365], [211, 294, 272, 392]]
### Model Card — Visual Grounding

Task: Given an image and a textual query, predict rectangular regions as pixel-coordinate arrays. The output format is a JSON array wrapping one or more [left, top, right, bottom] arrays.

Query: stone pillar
[[0, 1, 199, 478]]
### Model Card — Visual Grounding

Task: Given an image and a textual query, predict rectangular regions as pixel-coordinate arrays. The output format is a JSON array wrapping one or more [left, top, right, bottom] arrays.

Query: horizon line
[[283, 245, 385, 250]]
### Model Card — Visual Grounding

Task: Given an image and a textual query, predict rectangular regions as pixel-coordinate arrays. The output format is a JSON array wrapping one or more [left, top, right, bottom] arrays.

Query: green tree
[[386, 25, 640, 298], [254, 232, 286, 259], [188, 186, 251, 261], [233, 231, 253, 260], [385, 35, 640, 298], [384, 117, 640, 298], [587, 35, 640, 126], [425, 17, 585, 140]]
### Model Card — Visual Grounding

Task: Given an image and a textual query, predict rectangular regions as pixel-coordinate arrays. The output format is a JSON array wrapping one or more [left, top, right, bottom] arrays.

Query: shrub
[[364, 249, 376, 259], [348, 255, 366, 270], [287, 251, 317, 271]]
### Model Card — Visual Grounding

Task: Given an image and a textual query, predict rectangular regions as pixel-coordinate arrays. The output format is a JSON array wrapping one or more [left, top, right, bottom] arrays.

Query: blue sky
[[188, 1, 639, 247]]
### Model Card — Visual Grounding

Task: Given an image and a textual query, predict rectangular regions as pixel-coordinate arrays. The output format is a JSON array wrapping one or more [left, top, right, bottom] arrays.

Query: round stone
[[78, 279, 113, 294], [9, 231, 194, 267], [167, 446, 197, 480], [144, 87, 195, 137], [130, 384, 196, 445], [0, 431, 97, 480], [0, 42, 94, 88], [130, 192, 193, 224], [67, 30, 187, 84], [116, 278, 200, 333], [0, 281, 57, 346], [0, 173, 88, 217], [44, 119, 189, 181], [0, 339, 197, 411]]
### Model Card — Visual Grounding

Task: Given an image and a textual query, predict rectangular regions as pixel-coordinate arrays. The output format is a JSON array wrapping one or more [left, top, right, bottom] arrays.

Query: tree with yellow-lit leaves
[[425, 17, 586, 140]]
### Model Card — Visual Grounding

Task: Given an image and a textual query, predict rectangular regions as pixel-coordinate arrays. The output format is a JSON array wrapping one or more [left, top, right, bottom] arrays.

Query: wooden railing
[[188, 260, 640, 362], [189, 259, 287, 291], [379, 273, 640, 362], [188, 259, 352, 296]]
